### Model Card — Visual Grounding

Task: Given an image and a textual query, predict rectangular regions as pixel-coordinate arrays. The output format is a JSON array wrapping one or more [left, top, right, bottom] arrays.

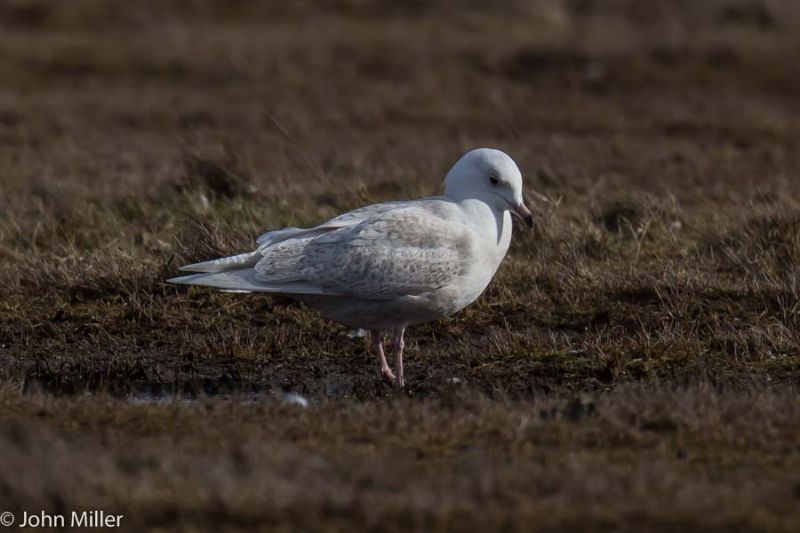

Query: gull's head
[[444, 148, 533, 228]]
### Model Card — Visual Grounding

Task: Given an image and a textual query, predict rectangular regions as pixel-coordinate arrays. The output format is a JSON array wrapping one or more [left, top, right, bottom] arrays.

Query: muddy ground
[[1, 1, 800, 531]]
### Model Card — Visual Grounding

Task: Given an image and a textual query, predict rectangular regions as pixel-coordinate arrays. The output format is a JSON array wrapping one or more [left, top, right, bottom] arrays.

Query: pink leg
[[392, 327, 406, 388], [371, 330, 395, 382]]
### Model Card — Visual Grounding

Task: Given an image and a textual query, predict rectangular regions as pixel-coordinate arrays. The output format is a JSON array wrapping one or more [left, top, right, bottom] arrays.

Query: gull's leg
[[371, 330, 395, 382], [392, 327, 406, 388]]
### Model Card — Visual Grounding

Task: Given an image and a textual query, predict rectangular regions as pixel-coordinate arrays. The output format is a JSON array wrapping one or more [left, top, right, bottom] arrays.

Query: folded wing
[[254, 207, 470, 300], [169, 200, 469, 300]]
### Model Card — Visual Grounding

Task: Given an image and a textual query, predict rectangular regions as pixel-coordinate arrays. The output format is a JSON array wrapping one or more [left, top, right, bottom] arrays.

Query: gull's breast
[[427, 207, 513, 317]]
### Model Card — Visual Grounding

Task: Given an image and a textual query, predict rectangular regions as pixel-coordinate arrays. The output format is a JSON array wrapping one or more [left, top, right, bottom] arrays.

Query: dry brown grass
[[1, 0, 800, 530], [1, 384, 799, 532]]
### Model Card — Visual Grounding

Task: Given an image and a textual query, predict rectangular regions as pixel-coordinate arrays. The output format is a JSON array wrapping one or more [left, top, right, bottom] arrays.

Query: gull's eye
[[489, 176, 499, 186]]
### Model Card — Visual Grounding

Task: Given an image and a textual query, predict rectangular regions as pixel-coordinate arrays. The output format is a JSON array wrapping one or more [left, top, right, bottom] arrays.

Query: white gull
[[168, 148, 534, 387]]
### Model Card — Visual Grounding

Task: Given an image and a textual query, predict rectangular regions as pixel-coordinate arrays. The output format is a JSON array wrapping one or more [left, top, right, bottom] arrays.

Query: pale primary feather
[[171, 270, 347, 295]]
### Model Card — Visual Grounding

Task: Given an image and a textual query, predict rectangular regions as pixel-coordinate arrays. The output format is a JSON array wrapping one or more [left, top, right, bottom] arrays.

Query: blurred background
[[1, 0, 799, 208]]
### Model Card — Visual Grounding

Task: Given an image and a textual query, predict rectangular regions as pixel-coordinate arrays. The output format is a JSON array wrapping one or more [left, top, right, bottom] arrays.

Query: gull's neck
[[451, 195, 511, 246]]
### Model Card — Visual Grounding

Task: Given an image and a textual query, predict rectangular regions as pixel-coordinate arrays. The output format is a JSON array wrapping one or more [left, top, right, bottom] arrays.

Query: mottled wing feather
[[254, 198, 445, 246], [255, 200, 423, 246], [255, 207, 470, 300], [252, 236, 317, 283], [314, 200, 406, 226]]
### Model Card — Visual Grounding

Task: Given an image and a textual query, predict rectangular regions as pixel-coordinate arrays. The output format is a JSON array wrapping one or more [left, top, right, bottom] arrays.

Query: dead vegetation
[[1, 384, 799, 532], [1, 0, 800, 531]]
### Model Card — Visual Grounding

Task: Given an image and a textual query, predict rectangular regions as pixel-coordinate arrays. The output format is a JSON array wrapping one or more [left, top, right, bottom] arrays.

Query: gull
[[168, 148, 534, 387]]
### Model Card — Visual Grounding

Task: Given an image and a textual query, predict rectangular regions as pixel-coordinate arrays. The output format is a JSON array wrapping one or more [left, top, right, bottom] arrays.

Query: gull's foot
[[381, 366, 396, 382]]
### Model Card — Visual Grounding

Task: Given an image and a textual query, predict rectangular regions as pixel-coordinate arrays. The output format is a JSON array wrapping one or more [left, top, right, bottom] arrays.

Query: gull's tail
[[168, 268, 263, 293], [177, 251, 262, 273], [168, 269, 341, 296], [169, 225, 346, 296]]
